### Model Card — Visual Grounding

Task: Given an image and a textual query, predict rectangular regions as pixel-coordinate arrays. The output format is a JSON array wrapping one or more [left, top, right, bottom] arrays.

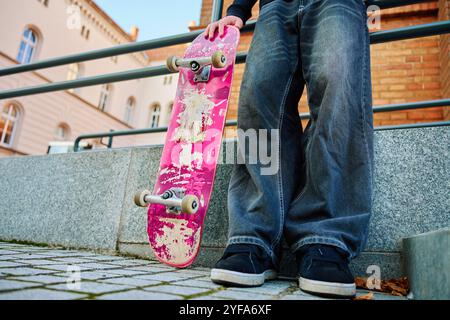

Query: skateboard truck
[[134, 188, 199, 215], [166, 51, 227, 83]]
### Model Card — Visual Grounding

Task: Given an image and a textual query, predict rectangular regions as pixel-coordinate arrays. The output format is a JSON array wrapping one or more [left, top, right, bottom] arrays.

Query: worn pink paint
[[147, 26, 240, 268]]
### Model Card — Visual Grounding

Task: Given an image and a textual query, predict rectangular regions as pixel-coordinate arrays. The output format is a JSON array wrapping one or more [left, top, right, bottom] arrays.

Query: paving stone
[[175, 279, 223, 289], [82, 255, 127, 262], [231, 281, 294, 296], [101, 269, 149, 276], [193, 276, 213, 282], [54, 271, 121, 281], [0, 280, 41, 291], [33, 251, 91, 258], [143, 284, 211, 297], [51, 258, 94, 264], [0, 250, 20, 255], [0, 267, 56, 276], [127, 265, 177, 273], [10, 275, 68, 284], [103, 259, 151, 267], [134, 272, 200, 282], [174, 269, 211, 276], [48, 281, 132, 294], [209, 290, 276, 300], [190, 296, 227, 300], [7, 254, 56, 260], [99, 277, 162, 287], [37, 264, 95, 272], [0, 289, 85, 300], [97, 290, 182, 300], [0, 261, 26, 268], [75, 263, 121, 270], [282, 294, 330, 300], [0, 255, 20, 261], [18, 259, 67, 266]]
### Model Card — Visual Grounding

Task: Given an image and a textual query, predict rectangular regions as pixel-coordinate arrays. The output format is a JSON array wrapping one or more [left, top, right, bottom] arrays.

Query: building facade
[[0, 0, 448, 157], [0, 0, 179, 157]]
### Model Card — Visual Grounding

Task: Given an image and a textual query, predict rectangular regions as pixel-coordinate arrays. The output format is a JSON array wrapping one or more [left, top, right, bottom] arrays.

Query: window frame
[[0, 104, 20, 147], [149, 103, 161, 128], [17, 28, 39, 64]]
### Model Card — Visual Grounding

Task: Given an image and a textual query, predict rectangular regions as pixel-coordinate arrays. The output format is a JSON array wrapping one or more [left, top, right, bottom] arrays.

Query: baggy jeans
[[227, 0, 374, 268]]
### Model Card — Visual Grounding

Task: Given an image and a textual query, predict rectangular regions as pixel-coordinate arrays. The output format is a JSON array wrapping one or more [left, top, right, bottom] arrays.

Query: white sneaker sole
[[299, 277, 356, 298], [211, 269, 278, 287]]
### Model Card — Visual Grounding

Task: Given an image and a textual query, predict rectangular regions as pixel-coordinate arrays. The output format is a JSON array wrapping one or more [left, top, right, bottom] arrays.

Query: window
[[149, 104, 161, 128], [124, 97, 135, 125], [0, 104, 20, 147], [98, 84, 113, 111], [163, 76, 173, 86], [67, 63, 83, 93], [38, 0, 49, 7], [17, 28, 39, 64], [81, 25, 90, 40], [55, 124, 70, 141]]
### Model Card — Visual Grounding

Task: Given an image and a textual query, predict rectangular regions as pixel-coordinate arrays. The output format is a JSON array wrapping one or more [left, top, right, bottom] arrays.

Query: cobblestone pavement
[[0, 242, 405, 300]]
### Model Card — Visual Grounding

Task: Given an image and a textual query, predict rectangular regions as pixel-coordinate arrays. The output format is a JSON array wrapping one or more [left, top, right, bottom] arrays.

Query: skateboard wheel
[[134, 190, 151, 207], [166, 56, 179, 72], [181, 195, 199, 214], [211, 51, 226, 68]]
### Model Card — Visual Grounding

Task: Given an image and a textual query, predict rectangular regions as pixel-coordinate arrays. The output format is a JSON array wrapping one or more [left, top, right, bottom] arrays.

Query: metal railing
[[0, 0, 449, 151], [73, 98, 450, 151]]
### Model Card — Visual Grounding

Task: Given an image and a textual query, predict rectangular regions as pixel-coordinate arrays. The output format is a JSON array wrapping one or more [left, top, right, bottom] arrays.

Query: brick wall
[[149, 0, 449, 130], [439, 0, 450, 120], [371, 3, 443, 126]]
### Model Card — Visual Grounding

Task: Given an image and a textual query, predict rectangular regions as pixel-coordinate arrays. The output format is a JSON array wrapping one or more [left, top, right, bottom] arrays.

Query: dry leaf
[[353, 292, 374, 300], [354, 277, 410, 297], [355, 277, 368, 289]]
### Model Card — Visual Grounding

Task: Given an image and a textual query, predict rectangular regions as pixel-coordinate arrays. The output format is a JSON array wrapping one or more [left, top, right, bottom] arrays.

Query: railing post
[[211, 0, 224, 23], [107, 130, 114, 149]]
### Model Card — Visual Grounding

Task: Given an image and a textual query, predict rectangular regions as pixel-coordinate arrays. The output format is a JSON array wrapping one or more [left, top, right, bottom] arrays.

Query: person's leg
[[285, 0, 374, 297], [211, 0, 305, 286]]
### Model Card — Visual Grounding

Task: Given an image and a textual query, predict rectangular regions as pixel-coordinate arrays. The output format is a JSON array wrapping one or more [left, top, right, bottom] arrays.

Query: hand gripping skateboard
[[134, 26, 240, 268]]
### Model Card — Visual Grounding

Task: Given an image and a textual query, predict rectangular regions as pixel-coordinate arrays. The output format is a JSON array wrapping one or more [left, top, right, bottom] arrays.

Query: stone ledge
[[403, 228, 450, 300]]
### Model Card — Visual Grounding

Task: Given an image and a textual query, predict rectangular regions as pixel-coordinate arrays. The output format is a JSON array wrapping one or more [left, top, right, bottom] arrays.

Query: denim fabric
[[227, 0, 374, 268]]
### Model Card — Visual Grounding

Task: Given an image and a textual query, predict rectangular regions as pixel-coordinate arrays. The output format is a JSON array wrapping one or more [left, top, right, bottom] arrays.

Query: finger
[[234, 18, 244, 29], [209, 23, 217, 39], [204, 25, 210, 38], [218, 21, 225, 37]]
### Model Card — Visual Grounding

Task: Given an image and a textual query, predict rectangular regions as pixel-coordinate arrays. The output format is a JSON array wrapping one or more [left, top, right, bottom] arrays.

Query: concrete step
[[403, 228, 450, 300], [0, 126, 448, 280]]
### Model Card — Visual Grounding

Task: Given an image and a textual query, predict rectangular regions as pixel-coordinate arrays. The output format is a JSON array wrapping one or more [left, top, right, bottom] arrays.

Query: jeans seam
[[359, 15, 373, 254], [272, 59, 300, 250]]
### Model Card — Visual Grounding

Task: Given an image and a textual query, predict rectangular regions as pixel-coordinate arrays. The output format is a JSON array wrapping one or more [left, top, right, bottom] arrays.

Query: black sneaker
[[297, 244, 356, 298], [210, 244, 277, 287]]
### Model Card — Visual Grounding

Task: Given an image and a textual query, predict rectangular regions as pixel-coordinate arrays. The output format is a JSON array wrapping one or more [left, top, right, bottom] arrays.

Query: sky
[[94, 0, 203, 41]]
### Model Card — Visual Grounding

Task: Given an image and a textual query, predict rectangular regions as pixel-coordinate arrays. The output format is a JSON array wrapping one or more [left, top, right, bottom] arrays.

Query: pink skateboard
[[134, 26, 240, 268]]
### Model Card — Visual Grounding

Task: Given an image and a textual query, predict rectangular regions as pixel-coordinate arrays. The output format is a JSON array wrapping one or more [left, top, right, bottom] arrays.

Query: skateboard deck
[[145, 26, 240, 268]]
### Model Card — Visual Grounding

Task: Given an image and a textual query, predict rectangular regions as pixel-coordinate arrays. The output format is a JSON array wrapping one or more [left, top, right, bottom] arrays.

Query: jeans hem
[[227, 236, 279, 268], [291, 236, 354, 259]]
